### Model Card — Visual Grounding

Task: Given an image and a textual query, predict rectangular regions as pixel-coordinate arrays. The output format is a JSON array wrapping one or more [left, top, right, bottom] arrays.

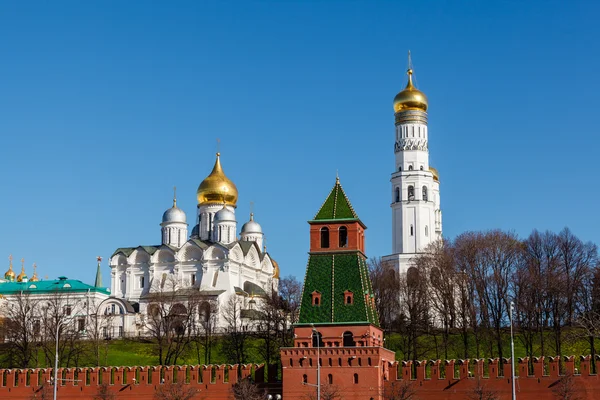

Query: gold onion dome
[[197, 153, 238, 207], [17, 266, 27, 282], [393, 69, 428, 113], [4, 256, 15, 281], [429, 167, 439, 182], [30, 263, 39, 282]]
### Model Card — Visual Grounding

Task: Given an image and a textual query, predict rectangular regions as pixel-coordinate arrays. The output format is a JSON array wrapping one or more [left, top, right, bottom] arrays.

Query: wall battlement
[[0, 364, 281, 400], [385, 355, 600, 399]]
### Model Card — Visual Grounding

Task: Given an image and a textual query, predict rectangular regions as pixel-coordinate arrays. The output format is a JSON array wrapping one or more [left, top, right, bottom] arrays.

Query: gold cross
[[8, 254, 12, 265], [21, 258, 24, 268]]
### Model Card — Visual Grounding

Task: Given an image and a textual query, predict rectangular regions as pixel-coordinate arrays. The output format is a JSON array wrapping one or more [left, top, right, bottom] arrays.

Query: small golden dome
[[197, 153, 238, 207], [393, 69, 428, 113], [17, 266, 27, 282], [429, 166, 439, 182], [30, 263, 39, 282], [4, 263, 15, 282]]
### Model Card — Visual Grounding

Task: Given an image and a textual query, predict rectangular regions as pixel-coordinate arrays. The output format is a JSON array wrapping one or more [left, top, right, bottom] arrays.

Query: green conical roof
[[298, 252, 379, 326], [313, 177, 360, 221]]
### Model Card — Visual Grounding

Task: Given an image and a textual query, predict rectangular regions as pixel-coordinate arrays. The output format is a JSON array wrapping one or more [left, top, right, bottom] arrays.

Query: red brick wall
[[0, 364, 281, 400]]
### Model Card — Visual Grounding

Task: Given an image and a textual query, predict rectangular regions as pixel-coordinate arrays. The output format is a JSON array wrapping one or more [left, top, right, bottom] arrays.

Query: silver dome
[[162, 206, 187, 224], [214, 206, 236, 222], [241, 213, 262, 234]]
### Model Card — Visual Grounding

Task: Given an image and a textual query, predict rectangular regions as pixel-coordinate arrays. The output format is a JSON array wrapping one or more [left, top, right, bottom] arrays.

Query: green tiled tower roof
[[312, 177, 360, 221], [298, 252, 379, 326]]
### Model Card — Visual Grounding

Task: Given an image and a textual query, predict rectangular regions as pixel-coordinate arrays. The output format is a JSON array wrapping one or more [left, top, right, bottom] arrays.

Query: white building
[[383, 64, 443, 275], [109, 152, 279, 335]]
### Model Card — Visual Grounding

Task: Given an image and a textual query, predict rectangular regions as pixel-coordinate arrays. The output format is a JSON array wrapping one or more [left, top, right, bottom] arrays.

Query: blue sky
[[0, 1, 598, 284]]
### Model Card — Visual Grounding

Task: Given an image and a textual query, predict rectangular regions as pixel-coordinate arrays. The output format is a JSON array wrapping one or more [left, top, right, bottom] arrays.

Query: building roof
[[312, 178, 361, 222], [0, 276, 110, 296], [297, 252, 379, 326]]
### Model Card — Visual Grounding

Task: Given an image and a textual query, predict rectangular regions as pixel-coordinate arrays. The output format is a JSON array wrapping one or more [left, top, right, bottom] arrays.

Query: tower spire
[[95, 256, 103, 288]]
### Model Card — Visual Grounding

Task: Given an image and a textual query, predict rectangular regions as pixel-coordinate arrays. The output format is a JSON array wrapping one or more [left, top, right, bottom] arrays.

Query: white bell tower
[[383, 54, 442, 274]]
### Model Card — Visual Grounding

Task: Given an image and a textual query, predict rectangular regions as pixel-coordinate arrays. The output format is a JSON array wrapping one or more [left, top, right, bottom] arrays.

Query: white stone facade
[[384, 79, 443, 275]]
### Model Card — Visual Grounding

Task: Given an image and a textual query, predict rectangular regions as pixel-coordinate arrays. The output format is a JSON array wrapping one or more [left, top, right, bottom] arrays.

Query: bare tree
[[93, 383, 116, 400], [221, 294, 250, 366], [304, 383, 341, 400], [1, 291, 39, 368], [551, 373, 582, 400], [87, 300, 116, 366], [278, 275, 302, 344], [231, 378, 264, 400], [467, 379, 498, 400], [383, 380, 418, 400], [154, 381, 199, 400], [193, 299, 218, 365], [413, 239, 456, 359], [398, 261, 430, 362], [369, 257, 401, 334], [144, 275, 202, 365], [254, 286, 288, 369], [39, 290, 87, 368]]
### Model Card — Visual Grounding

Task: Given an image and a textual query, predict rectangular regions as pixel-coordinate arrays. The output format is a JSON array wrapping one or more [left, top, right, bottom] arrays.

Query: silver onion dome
[[241, 213, 262, 234], [162, 206, 187, 224], [214, 205, 236, 222]]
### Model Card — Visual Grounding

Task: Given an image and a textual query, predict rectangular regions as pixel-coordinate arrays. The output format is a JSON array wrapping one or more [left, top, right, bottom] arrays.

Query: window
[[328, 358, 332, 366], [103, 327, 108, 338], [299, 358, 304, 367], [410, 225, 414, 236], [398, 166, 402, 171], [328, 374, 333, 384], [320, 227, 330, 248], [78, 318, 85, 332], [290, 359, 293, 367], [422, 186, 428, 201], [354, 373, 359, 384], [408, 165, 413, 171], [139, 276, 145, 289], [64, 306, 72, 316], [302, 374, 307, 384], [425, 226, 429, 237], [33, 320, 40, 335], [312, 331, 323, 348], [344, 290, 354, 305], [339, 226, 348, 248], [312, 291, 322, 306], [368, 357, 372, 366], [343, 331, 355, 347], [191, 274, 196, 286], [395, 187, 400, 202], [309, 358, 313, 367], [420, 166, 424, 170], [118, 326, 123, 337], [408, 186, 415, 200]]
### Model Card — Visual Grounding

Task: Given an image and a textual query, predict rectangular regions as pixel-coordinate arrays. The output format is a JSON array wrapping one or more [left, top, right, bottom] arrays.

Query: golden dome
[[272, 259, 280, 279], [4, 255, 15, 281], [393, 69, 428, 113], [429, 166, 439, 182], [30, 263, 39, 282], [16, 266, 27, 282], [196, 153, 238, 207]]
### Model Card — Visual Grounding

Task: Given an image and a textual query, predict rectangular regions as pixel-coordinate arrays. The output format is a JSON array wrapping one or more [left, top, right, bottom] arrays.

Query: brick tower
[[281, 177, 395, 400]]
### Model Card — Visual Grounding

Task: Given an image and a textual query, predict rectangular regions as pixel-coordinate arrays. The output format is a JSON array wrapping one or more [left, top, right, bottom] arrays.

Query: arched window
[[339, 226, 348, 248], [398, 166, 402, 171], [344, 290, 354, 305], [343, 331, 355, 347], [312, 331, 324, 348], [408, 165, 413, 171], [395, 187, 400, 203], [410, 225, 414, 236], [358, 358, 362, 366], [312, 291, 322, 306], [309, 358, 313, 367], [328, 358, 332, 366], [420, 166, 424, 170], [422, 186, 428, 201], [425, 226, 429, 237], [302, 374, 307, 384], [299, 358, 304, 367], [328, 374, 333, 384], [353, 373, 359, 384], [320, 227, 330, 248], [408, 186, 415, 200], [368, 357, 372, 366]]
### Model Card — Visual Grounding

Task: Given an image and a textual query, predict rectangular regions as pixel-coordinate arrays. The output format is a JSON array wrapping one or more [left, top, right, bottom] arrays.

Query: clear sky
[[0, 1, 598, 284]]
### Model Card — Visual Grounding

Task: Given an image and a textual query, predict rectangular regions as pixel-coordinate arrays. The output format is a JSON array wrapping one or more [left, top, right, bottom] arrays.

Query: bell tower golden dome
[[4, 254, 16, 281], [196, 153, 238, 207], [393, 68, 428, 113]]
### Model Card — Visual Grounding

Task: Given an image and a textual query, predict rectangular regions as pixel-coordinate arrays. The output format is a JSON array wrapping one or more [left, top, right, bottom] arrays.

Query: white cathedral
[[383, 64, 443, 274], [108, 153, 279, 335]]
